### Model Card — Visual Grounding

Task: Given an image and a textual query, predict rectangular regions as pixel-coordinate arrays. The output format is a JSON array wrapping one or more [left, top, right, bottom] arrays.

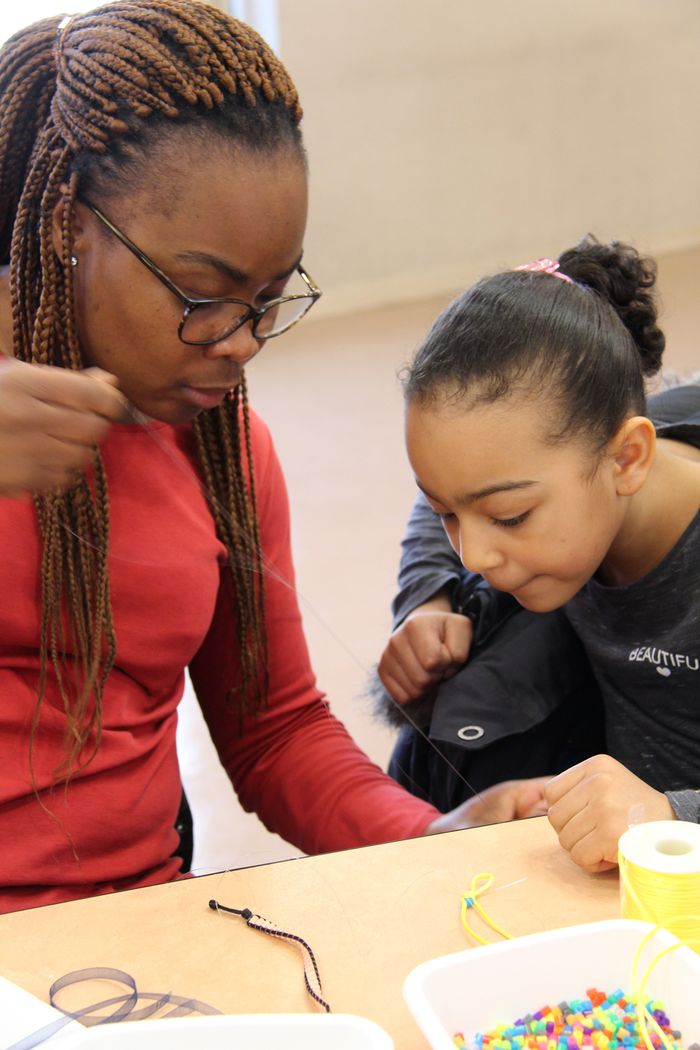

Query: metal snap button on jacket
[[457, 725, 485, 741]]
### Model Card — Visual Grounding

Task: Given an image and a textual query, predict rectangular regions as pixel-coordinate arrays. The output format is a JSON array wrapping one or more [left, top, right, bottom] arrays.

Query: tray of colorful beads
[[453, 987, 696, 1050], [403, 920, 700, 1050]]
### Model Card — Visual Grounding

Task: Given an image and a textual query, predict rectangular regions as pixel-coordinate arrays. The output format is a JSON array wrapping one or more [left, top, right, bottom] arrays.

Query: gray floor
[[177, 247, 700, 875]]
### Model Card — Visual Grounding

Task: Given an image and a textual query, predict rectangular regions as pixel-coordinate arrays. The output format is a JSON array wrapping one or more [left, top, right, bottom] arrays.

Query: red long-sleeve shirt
[[0, 410, 437, 912]]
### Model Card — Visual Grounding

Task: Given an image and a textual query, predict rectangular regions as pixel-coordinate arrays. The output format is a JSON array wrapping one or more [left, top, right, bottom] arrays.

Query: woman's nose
[[203, 319, 262, 365]]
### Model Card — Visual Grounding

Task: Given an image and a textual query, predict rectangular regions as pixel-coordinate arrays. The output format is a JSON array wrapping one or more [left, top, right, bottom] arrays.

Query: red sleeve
[[189, 411, 439, 854]]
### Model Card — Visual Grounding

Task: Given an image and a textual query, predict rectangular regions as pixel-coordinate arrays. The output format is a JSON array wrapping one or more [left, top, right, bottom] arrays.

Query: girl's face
[[61, 143, 308, 423], [406, 395, 630, 611]]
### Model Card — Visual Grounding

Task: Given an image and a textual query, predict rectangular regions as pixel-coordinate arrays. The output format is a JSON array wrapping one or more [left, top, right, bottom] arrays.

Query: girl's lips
[[485, 574, 539, 593]]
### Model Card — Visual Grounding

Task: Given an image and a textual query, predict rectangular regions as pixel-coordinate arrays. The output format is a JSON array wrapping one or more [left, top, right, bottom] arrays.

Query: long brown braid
[[0, 0, 303, 774]]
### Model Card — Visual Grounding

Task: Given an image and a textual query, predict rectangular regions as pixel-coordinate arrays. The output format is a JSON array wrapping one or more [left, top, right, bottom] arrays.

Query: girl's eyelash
[[492, 511, 531, 529], [430, 508, 530, 528]]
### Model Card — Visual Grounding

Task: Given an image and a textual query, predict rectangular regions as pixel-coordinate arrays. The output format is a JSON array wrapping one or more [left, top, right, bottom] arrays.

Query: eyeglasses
[[85, 203, 321, 346]]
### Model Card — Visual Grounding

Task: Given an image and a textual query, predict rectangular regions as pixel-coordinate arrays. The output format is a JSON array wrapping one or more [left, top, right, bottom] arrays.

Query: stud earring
[[70, 255, 78, 267]]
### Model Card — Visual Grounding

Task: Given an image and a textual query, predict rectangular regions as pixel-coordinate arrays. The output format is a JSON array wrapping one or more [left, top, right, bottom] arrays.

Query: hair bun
[[558, 235, 664, 377]]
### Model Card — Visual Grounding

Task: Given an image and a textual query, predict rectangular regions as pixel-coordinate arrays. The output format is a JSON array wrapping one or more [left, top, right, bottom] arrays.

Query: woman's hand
[[424, 777, 550, 834], [378, 592, 473, 703], [0, 358, 127, 497], [544, 754, 675, 872]]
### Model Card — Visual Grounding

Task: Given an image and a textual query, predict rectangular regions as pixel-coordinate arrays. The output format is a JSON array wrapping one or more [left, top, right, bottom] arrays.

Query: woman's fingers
[[0, 361, 126, 496]]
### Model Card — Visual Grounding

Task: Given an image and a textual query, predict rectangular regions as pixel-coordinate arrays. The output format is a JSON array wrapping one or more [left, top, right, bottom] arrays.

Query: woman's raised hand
[[0, 358, 127, 497]]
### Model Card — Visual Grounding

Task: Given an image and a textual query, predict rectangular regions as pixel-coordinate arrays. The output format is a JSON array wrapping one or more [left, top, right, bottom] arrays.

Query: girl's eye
[[492, 511, 531, 529]]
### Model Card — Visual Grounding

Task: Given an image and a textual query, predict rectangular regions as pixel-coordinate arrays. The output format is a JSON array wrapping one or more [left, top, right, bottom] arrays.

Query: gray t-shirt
[[565, 509, 700, 820]]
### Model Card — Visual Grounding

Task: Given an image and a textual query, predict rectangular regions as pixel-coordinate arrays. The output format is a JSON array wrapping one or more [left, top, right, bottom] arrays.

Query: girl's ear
[[608, 416, 656, 496], [51, 186, 90, 264]]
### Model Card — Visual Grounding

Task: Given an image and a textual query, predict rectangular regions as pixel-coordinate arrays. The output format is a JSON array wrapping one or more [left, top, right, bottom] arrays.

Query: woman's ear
[[608, 416, 656, 496]]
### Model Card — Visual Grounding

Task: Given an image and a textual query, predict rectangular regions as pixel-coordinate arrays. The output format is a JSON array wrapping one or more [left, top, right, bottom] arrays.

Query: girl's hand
[[425, 777, 550, 834], [378, 600, 473, 703], [0, 358, 127, 497], [544, 754, 675, 873]]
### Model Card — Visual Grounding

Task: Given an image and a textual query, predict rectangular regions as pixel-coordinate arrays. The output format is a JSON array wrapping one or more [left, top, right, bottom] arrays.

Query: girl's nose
[[457, 525, 505, 575]]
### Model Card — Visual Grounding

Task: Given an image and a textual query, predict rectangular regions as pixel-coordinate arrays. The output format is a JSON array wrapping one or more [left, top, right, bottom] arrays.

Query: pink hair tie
[[514, 257, 573, 284]]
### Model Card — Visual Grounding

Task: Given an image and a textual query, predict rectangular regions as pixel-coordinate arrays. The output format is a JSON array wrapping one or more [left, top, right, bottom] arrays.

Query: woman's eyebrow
[[173, 250, 303, 284]]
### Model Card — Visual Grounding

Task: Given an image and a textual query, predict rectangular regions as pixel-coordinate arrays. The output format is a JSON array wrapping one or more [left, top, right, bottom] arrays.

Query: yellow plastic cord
[[630, 922, 687, 1050], [459, 873, 513, 945], [619, 852, 700, 951], [620, 856, 700, 1050]]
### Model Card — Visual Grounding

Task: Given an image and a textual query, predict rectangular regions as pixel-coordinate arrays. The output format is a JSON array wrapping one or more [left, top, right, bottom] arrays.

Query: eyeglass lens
[[181, 295, 316, 345]]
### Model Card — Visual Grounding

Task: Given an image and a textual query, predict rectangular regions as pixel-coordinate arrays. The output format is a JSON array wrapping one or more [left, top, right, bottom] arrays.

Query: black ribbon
[[5, 967, 220, 1050]]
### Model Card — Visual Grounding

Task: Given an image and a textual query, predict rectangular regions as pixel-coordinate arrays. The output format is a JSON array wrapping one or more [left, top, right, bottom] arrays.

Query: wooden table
[[0, 817, 620, 1048]]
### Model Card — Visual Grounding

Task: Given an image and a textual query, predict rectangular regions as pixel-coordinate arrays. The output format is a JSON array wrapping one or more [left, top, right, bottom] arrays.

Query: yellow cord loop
[[459, 873, 513, 945]]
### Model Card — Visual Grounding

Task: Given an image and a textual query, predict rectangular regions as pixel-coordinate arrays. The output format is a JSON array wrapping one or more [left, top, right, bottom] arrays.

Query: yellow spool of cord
[[618, 820, 700, 953]]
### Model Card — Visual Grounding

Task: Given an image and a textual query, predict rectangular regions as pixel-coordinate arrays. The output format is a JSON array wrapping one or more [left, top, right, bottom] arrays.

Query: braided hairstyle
[[0, 0, 304, 774]]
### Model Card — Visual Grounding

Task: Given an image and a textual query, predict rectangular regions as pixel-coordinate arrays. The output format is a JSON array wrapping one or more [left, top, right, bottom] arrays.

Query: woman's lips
[[181, 385, 235, 410]]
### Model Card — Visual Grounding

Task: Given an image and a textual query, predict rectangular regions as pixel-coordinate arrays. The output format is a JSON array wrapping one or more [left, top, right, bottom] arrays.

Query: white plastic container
[[58, 1012, 394, 1049], [403, 919, 700, 1050]]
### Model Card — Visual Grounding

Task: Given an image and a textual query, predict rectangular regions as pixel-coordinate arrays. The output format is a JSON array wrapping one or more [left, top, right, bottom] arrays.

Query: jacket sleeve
[[392, 492, 471, 628], [189, 412, 439, 854], [666, 789, 700, 822]]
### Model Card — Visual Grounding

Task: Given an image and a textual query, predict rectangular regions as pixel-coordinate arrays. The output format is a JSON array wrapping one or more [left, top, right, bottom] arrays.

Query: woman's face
[[64, 142, 308, 423], [406, 395, 630, 611]]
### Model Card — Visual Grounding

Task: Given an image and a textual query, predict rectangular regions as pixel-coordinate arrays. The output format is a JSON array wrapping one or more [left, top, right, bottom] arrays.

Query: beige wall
[[278, 0, 700, 317]]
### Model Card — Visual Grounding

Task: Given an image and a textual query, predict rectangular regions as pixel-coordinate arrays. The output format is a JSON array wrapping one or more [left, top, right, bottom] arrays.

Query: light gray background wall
[[277, 0, 700, 316]]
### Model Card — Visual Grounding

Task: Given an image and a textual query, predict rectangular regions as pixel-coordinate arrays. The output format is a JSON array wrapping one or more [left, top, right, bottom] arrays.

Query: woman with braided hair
[[0, 0, 531, 913]]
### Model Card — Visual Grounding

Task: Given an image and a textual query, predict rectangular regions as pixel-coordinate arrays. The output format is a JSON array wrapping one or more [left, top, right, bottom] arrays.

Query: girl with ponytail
[[0, 0, 472, 913], [378, 236, 700, 871]]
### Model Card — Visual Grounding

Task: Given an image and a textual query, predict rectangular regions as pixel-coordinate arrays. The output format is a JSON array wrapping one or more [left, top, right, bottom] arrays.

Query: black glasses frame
[[85, 203, 321, 346]]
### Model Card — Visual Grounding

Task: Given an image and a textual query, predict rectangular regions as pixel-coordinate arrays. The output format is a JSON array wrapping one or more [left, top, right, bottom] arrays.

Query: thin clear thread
[[59, 404, 484, 807]]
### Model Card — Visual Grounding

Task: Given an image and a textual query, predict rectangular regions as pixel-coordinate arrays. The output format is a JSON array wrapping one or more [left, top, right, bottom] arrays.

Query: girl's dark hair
[[0, 0, 304, 775], [405, 235, 665, 451]]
